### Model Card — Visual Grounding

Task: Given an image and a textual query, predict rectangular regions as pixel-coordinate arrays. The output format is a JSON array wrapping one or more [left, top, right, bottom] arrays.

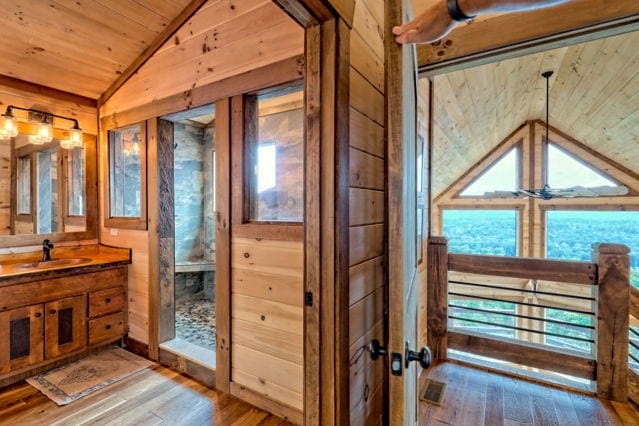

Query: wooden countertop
[[0, 244, 131, 285]]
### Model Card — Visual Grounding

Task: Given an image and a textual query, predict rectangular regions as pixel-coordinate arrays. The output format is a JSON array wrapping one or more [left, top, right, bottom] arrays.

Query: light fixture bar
[[1, 105, 83, 149]]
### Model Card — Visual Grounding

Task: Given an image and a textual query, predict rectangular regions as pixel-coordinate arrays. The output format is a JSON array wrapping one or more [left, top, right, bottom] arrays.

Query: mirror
[[0, 132, 97, 245]]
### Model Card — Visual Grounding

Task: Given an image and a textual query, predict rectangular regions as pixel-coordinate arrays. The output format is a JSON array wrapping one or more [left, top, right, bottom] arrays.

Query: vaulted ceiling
[[0, 0, 196, 98], [431, 30, 639, 197]]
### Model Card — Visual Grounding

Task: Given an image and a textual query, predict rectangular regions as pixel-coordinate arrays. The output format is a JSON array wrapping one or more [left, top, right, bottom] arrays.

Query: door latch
[[368, 339, 387, 360]]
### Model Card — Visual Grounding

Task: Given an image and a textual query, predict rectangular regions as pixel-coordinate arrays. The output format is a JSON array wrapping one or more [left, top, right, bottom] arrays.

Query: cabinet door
[[0, 305, 44, 374], [45, 295, 86, 359]]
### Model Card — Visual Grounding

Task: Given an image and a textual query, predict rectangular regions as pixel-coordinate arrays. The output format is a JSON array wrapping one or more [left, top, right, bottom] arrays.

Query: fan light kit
[[0, 105, 83, 149]]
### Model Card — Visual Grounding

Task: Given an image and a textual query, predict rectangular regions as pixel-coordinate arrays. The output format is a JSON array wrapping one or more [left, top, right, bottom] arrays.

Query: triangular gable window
[[547, 144, 617, 188], [460, 148, 518, 197]]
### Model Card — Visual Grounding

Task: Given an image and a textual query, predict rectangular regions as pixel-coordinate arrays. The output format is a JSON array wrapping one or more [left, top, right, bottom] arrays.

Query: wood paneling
[[0, 0, 196, 98], [431, 31, 639, 198], [348, 0, 386, 424], [230, 237, 303, 414], [101, 1, 304, 117]]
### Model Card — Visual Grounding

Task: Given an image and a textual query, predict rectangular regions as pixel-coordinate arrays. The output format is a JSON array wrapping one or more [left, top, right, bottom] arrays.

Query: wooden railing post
[[427, 236, 449, 361], [593, 243, 630, 401]]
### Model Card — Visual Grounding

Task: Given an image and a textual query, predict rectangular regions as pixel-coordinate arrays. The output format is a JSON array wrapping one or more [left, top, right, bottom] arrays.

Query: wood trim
[[216, 98, 232, 393], [448, 253, 597, 285], [97, 0, 209, 106], [99, 56, 304, 132], [448, 331, 596, 380], [232, 224, 303, 241], [417, 1, 639, 74], [123, 336, 149, 359], [274, 0, 354, 28], [103, 122, 148, 231], [0, 74, 97, 108], [304, 23, 322, 426], [158, 347, 216, 389], [230, 95, 245, 226], [230, 381, 303, 425]]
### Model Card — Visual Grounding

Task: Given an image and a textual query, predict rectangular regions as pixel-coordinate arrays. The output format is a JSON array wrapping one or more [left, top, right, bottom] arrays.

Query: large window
[[443, 210, 518, 256], [546, 210, 639, 288]]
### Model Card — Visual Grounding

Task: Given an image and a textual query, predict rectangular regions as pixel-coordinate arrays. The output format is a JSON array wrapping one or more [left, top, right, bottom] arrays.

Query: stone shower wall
[[173, 122, 215, 264]]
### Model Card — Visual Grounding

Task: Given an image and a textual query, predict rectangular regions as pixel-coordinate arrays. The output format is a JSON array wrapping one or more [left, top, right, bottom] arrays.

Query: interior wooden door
[[0, 304, 44, 373], [45, 295, 86, 359], [386, 0, 427, 424]]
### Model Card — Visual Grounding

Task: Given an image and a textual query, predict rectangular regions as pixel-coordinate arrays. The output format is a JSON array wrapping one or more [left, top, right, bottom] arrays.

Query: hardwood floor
[[0, 364, 292, 425], [421, 362, 639, 426]]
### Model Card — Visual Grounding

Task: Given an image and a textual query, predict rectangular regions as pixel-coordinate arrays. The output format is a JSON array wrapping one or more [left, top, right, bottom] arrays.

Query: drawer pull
[[105, 298, 111, 303], [105, 324, 112, 330], [35, 312, 41, 318], [50, 309, 56, 315]]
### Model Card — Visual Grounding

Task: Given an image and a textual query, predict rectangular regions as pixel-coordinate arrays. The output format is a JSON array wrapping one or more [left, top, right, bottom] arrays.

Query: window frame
[[103, 122, 148, 230]]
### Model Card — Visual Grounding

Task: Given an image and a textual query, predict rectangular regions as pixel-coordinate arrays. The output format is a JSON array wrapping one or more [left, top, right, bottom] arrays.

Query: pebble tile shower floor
[[175, 296, 216, 351]]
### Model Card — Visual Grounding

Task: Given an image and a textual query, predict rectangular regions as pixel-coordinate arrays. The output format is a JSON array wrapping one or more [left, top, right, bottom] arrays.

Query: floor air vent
[[420, 379, 446, 405]]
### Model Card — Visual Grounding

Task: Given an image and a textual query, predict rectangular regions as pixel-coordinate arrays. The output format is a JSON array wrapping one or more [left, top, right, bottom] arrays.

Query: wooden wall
[[98, 2, 304, 350], [230, 237, 304, 412], [348, 0, 386, 424], [100, 0, 304, 117]]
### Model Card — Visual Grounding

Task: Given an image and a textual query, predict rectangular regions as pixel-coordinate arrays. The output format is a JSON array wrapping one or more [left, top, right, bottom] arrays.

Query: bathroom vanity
[[0, 244, 131, 387]]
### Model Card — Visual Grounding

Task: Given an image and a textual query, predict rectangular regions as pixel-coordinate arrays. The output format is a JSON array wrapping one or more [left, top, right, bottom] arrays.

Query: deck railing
[[629, 286, 639, 405], [427, 237, 631, 402]]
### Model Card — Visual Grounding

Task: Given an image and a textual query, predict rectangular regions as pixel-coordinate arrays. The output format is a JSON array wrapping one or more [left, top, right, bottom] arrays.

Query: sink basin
[[11, 257, 93, 271]]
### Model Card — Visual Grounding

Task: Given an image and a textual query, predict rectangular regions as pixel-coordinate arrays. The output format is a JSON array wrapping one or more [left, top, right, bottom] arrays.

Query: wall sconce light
[[0, 105, 83, 150]]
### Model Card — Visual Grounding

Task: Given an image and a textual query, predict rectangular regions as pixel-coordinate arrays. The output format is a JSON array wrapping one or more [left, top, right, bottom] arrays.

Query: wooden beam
[[0, 74, 97, 108], [427, 236, 448, 360], [449, 331, 596, 380], [98, 0, 209, 107], [448, 253, 597, 285], [274, 0, 354, 27], [417, 0, 639, 73], [100, 56, 303, 131], [594, 243, 630, 401]]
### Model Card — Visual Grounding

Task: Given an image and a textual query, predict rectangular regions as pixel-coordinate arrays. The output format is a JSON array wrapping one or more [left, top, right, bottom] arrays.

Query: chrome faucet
[[42, 239, 54, 262]]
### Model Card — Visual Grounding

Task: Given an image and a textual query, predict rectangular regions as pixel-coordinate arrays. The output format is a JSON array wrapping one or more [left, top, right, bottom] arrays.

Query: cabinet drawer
[[88, 312, 124, 345], [89, 287, 124, 318]]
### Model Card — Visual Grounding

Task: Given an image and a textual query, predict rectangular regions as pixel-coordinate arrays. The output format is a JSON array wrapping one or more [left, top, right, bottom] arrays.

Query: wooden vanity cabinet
[[0, 264, 128, 386], [0, 304, 44, 374], [44, 295, 87, 359]]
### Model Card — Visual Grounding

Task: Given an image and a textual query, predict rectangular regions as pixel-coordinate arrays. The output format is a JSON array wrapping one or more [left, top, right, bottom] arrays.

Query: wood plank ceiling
[[0, 0, 196, 98], [431, 30, 639, 197]]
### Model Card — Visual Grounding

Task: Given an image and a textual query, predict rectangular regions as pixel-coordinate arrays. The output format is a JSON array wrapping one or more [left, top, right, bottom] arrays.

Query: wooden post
[[427, 236, 449, 361], [594, 243, 630, 401]]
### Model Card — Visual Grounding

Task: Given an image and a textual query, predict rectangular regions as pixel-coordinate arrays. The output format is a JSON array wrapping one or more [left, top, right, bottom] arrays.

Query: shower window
[[246, 86, 304, 222]]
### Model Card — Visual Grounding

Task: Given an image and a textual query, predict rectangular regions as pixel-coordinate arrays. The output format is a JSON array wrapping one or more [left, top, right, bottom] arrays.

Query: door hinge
[[304, 291, 313, 307]]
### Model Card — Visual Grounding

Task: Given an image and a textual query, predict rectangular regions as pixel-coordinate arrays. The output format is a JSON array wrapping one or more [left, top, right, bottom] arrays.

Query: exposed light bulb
[[69, 127, 83, 148], [0, 113, 18, 139], [29, 134, 46, 145], [35, 120, 53, 144]]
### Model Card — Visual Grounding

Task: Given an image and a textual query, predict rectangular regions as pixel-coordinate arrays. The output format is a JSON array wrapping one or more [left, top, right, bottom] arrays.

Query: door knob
[[405, 343, 432, 369], [368, 339, 388, 360]]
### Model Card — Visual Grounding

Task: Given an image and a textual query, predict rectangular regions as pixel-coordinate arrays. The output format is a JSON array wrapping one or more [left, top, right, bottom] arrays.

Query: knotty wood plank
[[215, 98, 231, 393], [349, 148, 384, 190], [99, 0, 209, 106], [349, 188, 384, 226], [449, 332, 596, 379], [594, 243, 630, 401], [349, 256, 384, 306], [349, 108, 384, 158], [349, 223, 384, 266], [448, 253, 597, 285]]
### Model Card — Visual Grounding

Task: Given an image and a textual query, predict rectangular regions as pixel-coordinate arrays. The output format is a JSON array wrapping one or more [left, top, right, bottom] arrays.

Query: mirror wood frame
[[0, 133, 98, 248]]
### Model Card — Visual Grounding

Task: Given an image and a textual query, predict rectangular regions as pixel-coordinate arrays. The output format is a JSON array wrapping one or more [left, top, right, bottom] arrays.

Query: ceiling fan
[[483, 184, 629, 200], [482, 71, 630, 200]]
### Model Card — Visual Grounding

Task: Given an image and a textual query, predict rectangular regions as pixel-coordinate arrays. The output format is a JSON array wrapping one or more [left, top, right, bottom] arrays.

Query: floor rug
[[26, 347, 154, 406]]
